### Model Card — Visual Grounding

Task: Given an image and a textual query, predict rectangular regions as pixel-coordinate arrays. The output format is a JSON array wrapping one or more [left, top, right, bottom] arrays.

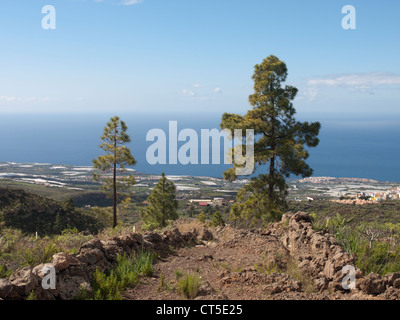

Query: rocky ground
[[123, 212, 400, 300], [2, 211, 400, 300]]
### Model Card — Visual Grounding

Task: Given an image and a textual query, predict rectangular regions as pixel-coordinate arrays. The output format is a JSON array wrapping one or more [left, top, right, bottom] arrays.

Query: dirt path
[[123, 226, 327, 300]]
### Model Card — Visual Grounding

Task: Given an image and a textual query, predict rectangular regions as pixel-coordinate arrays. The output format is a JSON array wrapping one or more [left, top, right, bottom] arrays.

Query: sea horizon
[[0, 111, 399, 182]]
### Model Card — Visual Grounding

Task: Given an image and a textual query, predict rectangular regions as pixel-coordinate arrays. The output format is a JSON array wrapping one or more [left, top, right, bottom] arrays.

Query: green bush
[[92, 268, 123, 300], [17, 242, 60, 267], [0, 264, 12, 278], [90, 250, 156, 300], [197, 212, 206, 223], [355, 241, 400, 275], [175, 272, 201, 299], [211, 211, 225, 227]]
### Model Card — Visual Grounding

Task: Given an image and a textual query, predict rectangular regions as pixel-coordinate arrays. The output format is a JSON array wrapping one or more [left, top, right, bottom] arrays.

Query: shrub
[[197, 212, 206, 223], [90, 250, 156, 300], [175, 272, 201, 299], [211, 211, 225, 227], [0, 264, 12, 278]]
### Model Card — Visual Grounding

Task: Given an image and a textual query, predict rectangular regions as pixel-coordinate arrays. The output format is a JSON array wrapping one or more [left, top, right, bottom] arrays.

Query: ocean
[[0, 112, 399, 182]]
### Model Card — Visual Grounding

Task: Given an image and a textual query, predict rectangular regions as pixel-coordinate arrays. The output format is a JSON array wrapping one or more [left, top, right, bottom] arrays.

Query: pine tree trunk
[[268, 114, 276, 200], [268, 154, 275, 200], [113, 135, 117, 228]]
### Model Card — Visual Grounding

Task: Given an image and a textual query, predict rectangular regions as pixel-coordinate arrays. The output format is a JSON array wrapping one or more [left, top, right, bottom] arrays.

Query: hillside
[[2, 212, 400, 300], [0, 187, 104, 235]]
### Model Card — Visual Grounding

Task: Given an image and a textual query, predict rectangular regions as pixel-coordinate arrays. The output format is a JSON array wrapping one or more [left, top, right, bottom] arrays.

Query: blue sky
[[0, 0, 399, 115]]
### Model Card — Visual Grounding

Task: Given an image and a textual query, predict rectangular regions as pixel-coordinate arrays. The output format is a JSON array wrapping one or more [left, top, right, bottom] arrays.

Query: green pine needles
[[93, 116, 137, 228], [140, 173, 178, 230], [221, 55, 321, 224]]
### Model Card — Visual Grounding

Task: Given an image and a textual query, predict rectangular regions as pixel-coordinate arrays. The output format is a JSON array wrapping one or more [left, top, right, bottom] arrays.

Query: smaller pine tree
[[197, 212, 206, 223], [211, 211, 225, 227], [140, 173, 178, 230]]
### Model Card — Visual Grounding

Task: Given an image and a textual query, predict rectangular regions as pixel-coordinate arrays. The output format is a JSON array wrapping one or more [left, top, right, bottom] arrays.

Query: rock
[[182, 230, 197, 242], [51, 253, 81, 272], [281, 212, 294, 223], [80, 239, 105, 253], [360, 273, 387, 295], [270, 284, 282, 294], [113, 234, 138, 249], [315, 277, 329, 292], [291, 212, 313, 223], [77, 248, 106, 265], [384, 273, 400, 287], [0, 278, 19, 299], [199, 228, 213, 241], [58, 276, 89, 300], [9, 267, 39, 296], [144, 232, 163, 243], [78, 281, 93, 298], [164, 228, 184, 244], [131, 233, 144, 244], [102, 241, 125, 261], [394, 278, 400, 289], [33, 287, 56, 300], [198, 281, 215, 296]]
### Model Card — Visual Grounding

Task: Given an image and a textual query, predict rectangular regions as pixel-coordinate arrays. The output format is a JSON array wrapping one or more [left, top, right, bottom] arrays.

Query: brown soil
[[122, 222, 371, 300]]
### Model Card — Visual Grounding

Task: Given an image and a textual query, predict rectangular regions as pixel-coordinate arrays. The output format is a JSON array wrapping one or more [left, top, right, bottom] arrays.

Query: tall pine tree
[[140, 173, 178, 230], [220, 55, 321, 223], [93, 116, 136, 228]]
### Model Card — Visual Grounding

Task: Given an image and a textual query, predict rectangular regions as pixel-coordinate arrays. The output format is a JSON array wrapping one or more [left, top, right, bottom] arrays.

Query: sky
[[0, 0, 399, 115]]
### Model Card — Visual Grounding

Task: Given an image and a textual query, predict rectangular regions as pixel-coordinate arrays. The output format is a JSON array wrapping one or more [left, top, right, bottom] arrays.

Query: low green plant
[[26, 290, 37, 300], [198, 212, 206, 223], [174, 269, 184, 280], [90, 250, 156, 300], [0, 264, 12, 278], [254, 261, 282, 275], [17, 242, 60, 267], [175, 272, 201, 299], [92, 268, 123, 300], [157, 273, 172, 292], [210, 211, 225, 227]]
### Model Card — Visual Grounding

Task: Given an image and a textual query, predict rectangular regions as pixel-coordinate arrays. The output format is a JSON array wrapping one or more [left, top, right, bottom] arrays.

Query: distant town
[[1, 162, 400, 208]]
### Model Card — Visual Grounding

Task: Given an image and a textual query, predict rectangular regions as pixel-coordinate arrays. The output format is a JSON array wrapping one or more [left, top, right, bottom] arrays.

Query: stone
[[384, 272, 400, 287], [0, 279, 18, 299], [58, 276, 89, 300], [77, 248, 105, 265], [164, 228, 184, 244], [360, 273, 387, 295], [102, 241, 125, 261], [9, 267, 39, 296], [393, 278, 400, 289], [80, 239, 105, 253], [199, 228, 213, 241], [144, 232, 163, 243], [315, 277, 329, 292], [51, 253, 81, 272], [291, 211, 313, 223]]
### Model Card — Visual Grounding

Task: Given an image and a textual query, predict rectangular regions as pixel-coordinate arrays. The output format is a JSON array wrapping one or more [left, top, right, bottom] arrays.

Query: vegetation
[[221, 55, 320, 224], [210, 211, 225, 227], [0, 187, 106, 236], [175, 272, 202, 299], [140, 173, 178, 230], [197, 212, 206, 223], [0, 226, 94, 274], [93, 116, 137, 228], [303, 201, 400, 276], [90, 250, 156, 300]]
